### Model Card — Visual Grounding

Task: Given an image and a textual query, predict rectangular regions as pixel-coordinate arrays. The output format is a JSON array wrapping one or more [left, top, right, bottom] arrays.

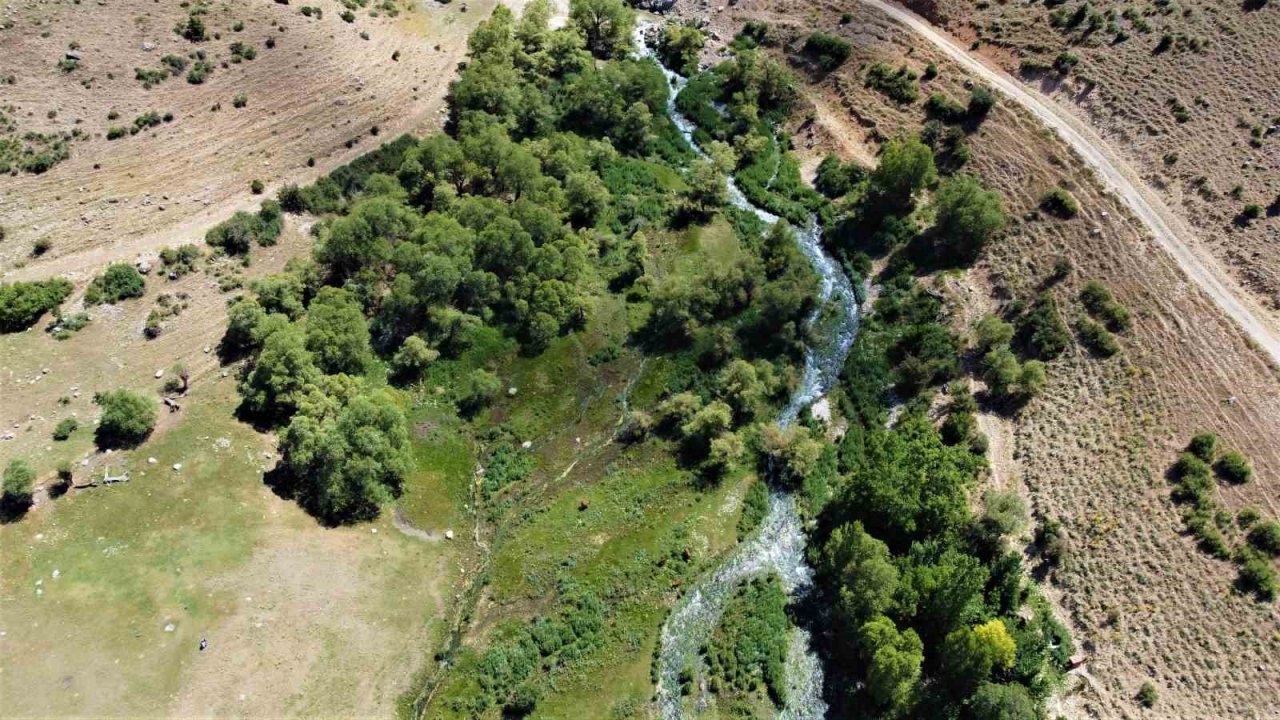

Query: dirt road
[[860, 0, 1280, 368]]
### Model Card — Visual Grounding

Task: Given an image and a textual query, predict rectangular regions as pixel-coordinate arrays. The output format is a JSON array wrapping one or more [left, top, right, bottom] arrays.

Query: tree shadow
[[0, 495, 33, 524]]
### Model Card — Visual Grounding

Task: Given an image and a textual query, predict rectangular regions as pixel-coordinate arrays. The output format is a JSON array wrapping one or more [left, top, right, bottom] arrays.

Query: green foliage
[[0, 278, 73, 332], [1075, 317, 1118, 357], [930, 174, 1005, 265], [1215, 450, 1252, 484], [93, 388, 157, 449], [814, 154, 866, 199], [237, 323, 321, 421], [52, 417, 78, 441], [1136, 681, 1158, 708], [857, 615, 923, 716], [969, 682, 1037, 720], [869, 138, 936, 211], [803, 32, 852, 71], [85, 263, 145, 305], [278, 387, 412, 523], [658, 23, 704, 76], [1039, 187, 1079, 218], [1017, 293, 1070, 360], [2, 459, 35, 503], [457, 368, 501, 416], [568, 0, 633, 59], [1246, 521, 1280, 557], [1079, 280, 1130, 332], [737, 479, 768, 539], [1236, 551, 1277, 601], [705, 575, 790, 708], [390, 335, 440, 381], [865, 63, 919, 104], [205, 202, 283, 254], [304, 287, 372, 375]]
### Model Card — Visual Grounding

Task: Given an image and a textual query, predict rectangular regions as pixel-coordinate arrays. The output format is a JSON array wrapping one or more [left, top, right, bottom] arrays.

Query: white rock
[[155, 369, 165, 379], [172, 463, 182, 472], [164, 623, 175, 632], [521, 440, 533, 449], [507, 386, 518, 396], [444, 529, 454, 540], [52, 569, 60, 579], [148, 457, 157, 464]]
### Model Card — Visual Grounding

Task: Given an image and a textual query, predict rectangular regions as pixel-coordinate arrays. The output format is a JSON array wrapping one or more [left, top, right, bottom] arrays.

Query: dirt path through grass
[[861, 0, 1280, 367]]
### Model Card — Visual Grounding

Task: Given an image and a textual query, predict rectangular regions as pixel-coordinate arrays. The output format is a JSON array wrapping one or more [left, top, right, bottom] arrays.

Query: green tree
[[457, 368, 501, 416], [820, 521, 900, 623], [280, 388, 412, 523], [942, 619, 1016, 693], [93, 389, 157, 448], [390, 335, 440, 381], [659, 23, 705, 75], [304, 287, 372, 375], [684, 158, 728, 216], [85, 263, 146, 305], [968, 682, 1037, 720], [569, 0, 634, 59], [857, 615, 923, 717], [869, 137, 936, 210], [1247, 520, 1280, 557], [238, 324, 321, 421], [931, 174, 1005, 265], [973, 314, 1014, 352], [2, 459, 36, 516], [565, 171, 610, 227]]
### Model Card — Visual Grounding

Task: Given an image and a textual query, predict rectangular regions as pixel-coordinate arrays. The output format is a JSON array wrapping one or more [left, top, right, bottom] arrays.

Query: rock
[[164, 623, 176, 632], [444, 529, 454, 540], [142, 42, 156, 51], [521, 440, 533, 450], [579, 498, 590, 511], [172, 463, 182, 472], [155, 369, 165, 379], [147, 457, 157, 464], [136, 258, 152, 274], [507, 386, 518, 396], [41, 368, 50, 374], [52, 569, 60, 579], [65, 51, 82, 61]]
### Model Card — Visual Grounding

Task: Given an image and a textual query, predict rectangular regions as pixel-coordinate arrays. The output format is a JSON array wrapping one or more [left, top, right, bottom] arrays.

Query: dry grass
[[0, 0, 495, 281]]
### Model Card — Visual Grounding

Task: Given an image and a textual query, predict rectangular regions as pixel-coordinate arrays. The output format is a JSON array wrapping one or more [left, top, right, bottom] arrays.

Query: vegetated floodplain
[[2, 1, 1077, 718]]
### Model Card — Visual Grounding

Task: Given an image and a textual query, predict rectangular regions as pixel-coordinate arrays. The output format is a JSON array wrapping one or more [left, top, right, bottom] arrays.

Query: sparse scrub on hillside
[[1017, 293, 1071, 359], [1076, 317, 1118, 357], [1079, 280, 1131, 332]]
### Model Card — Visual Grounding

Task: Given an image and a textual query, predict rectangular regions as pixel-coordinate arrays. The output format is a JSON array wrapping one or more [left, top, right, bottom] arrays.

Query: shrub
[[340, 9, 355, 22], [85, 263, 145, 305], [1186, 432, 1218, 462], [1040, 187, 1079, 218], [390, 335, 439, 381], [1236, 552, 1277, 601], [1136, 681, 1158, 708], [925, 93, 967, 123], [93, 389, 157, 448], [205, 203, 282, 253], [658, 24, 704, 75], [968, 86, 996, 118], [1053, 52, 1079, 74], [1079, 281, 1131, 332], [804, 32, 852, 71], [865, 63, 919, 104], [1215, 451, 1252, 484], [0, 278, 74, 332], [457, 369, 501, 416], [32, 238, 52, 256], [107, 126, 127, 140], [52, 417, 78, 440], [1247, 521, 1280, 556], [814, 155, 866, 199], [250, 178, 264, 194], [233, 93, 249, 109], [1076, 317, 1118, 357], [1019, 293, 1071, 360]]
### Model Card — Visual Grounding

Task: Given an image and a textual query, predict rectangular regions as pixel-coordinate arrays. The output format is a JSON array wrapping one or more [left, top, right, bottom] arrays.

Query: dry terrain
[[1, 0, 493, 282], [684, 1, 1280, 717], [911, 0, 1280, 314]]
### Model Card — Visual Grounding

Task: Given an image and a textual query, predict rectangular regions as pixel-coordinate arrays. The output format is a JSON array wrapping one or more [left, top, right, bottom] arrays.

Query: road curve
[[860, 0, 1280, 367]]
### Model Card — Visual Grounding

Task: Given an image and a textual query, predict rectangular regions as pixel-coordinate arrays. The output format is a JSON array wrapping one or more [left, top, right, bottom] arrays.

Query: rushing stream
[[638, 25, 862, 720]]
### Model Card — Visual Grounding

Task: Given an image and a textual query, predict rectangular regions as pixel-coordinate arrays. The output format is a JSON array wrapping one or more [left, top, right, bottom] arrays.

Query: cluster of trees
[[1170, 433, 1277, 601], [205, 200, 283, 254], [0, 278, 73, 332], [703, 575, 791, 708]]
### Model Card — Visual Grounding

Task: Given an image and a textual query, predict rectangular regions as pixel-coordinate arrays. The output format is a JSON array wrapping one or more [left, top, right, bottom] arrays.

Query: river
[[637, 25, 862, 720]]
